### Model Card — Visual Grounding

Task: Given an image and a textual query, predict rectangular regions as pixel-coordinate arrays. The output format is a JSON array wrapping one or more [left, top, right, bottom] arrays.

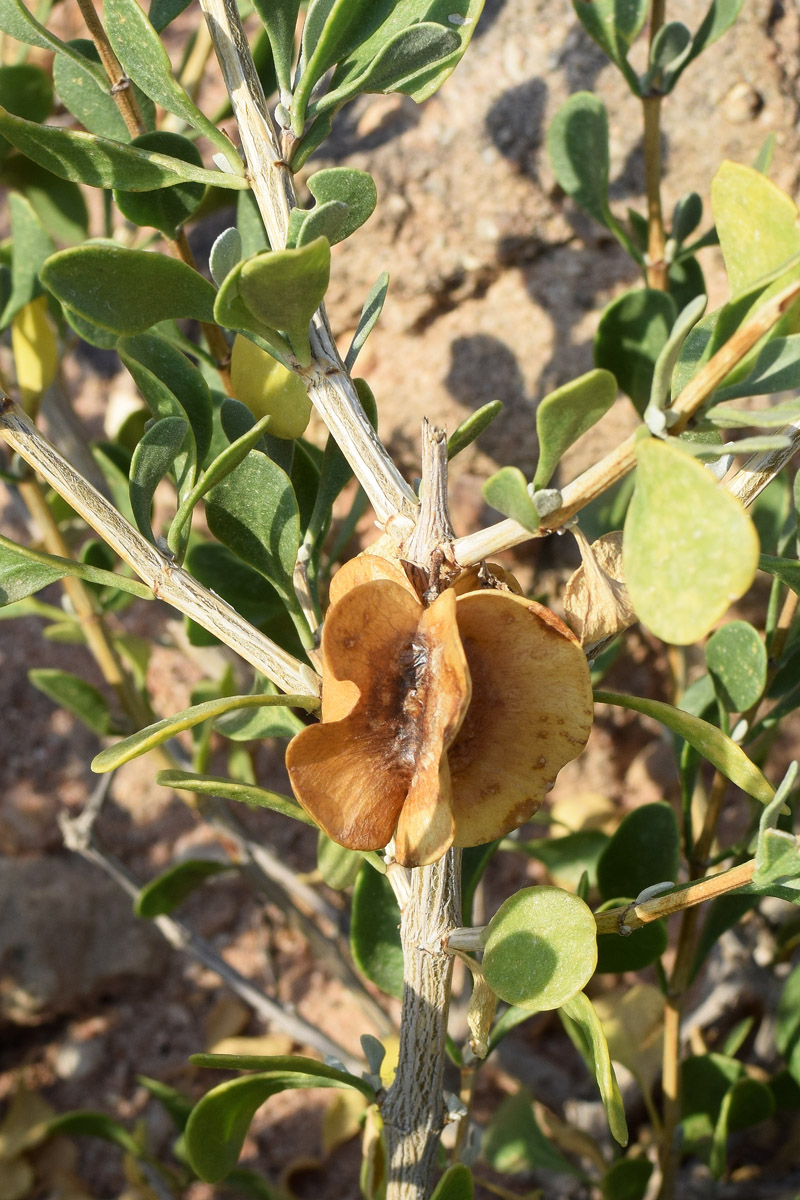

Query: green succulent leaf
[[351, 863, 403, 998], [3, 156, 89, 245], [156, 769, 314, 825], [483, 466, 539, 530], [595, 919, 668, 974], [209, 227, 242, 287], [595, 289, 677, 414], [548, 92, 613, 228], [251, 0, 302, 94], [482, 1087, 585, 1177], [623, 437, 760, 643], [92, 694, 317, 772], [430, 1164, 474, 1200], [183, 541, 286, 647], [44, 1112, 142, 1159], [149, 0, 193, 31], [710, 333, 800, 405], [758, 553, 800, 595], [307, 167, 377, 242], [42, 244, 216, 334], [214, 683, 305, 740], [329, 0, 482, 104], [0, 107, 246, 192], [52, 39, 155, 140], [712, 161, 800, 299], [135, 859, 233, 918], [168, 410, 277, 556], [184, 1065, 374, 1182], [295, 0, 481, 129], [704, 397, 800, 428], [118, 334, 213, 467], [516, 830, 609, 893], [315, 22, 461, 116], [534, 368, 617, 489], [680, 0, 745, 81], [345, 270, 389, 370], [571, 0, 648, 93], [710, 1078, 774, 1176], [646, 21, 692, 88], [594, 688, 775, 805], [672, 192, 703, 242], [104, 0, 243, 171], [0, 0, 107, 73], [600, 1158, 653, 1200], [129, 416, 191, 544], [28, 668, 113, 736], [483, 886, 597, 1011], [646, 295, 707, 421], [1, 191, 54, 328], [440, 404, 500, 464], [0, 62, 52, 127], [706, 620, 767, 712], [205, 453, 300, 601], [292, 199, 349, 248], [114, 132, 205, 237], [0, 533, 152, 605], [238, 239, 331, 365], [317, 832, 363, 891], [560, 991, 628, 1146], [597, 803, 680, 902]]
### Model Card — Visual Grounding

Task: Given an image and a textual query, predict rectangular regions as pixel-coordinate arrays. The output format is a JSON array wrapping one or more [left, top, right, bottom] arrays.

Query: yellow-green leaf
[[92, 693, 318, 772], [623, 437, 759, 644], [712, 161, 800, 298]]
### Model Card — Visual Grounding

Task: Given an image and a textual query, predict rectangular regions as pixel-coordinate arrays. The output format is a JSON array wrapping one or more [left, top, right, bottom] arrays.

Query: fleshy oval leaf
[[42, 243, 216, 333], [482, 886, 597, 1011], [705, 620, 767, 712], [712, 161, 800, 299], [623, 437, 759, 644]]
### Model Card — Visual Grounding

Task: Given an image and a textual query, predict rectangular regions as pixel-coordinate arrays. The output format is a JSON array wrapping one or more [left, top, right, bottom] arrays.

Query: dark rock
[[0, 854, 171, 1023]]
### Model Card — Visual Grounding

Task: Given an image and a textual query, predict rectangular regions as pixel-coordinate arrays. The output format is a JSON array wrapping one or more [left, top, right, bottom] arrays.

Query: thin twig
[[0, 397, 321, 698], [58, 810, 364, 1073], [197, 0, 419, 535], [643, 0, 667, 290], [75, 0, 145, 137], [453, 278, 800, 565], [593, 860, 755, 934]]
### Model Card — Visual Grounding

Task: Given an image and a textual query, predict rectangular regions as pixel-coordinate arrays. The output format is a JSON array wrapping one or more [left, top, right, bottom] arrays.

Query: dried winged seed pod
[[563, 529, 636, 649], [286, 581, 471, 867], [448, 590, 593, 848], [287, 562, 594, 868]]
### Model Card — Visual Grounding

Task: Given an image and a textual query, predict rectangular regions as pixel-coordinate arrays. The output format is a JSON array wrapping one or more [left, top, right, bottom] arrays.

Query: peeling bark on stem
[[382, 850, 461, 1200]]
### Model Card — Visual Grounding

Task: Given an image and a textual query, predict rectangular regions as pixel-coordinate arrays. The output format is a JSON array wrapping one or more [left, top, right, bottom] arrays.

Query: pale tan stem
[[0, 398, 320, 699], [643, 0, 667, 290], [643, 97, 667, 290], [382, 851, 461, 1200], [454, 277, 800, 566], [593, 860, 756, 934], [196, 0, 418, 534], [75, 0, 145, 137]]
